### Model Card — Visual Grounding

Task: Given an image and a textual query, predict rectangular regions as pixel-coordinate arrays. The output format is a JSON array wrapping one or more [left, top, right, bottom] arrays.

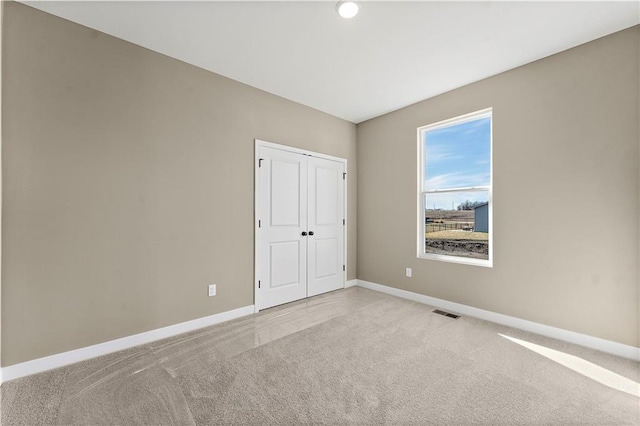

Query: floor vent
[[433, 309, 460, 319]]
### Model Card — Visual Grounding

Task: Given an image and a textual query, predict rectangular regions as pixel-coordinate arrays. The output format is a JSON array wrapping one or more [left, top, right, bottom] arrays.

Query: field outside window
[[418, 109, 492, 267]]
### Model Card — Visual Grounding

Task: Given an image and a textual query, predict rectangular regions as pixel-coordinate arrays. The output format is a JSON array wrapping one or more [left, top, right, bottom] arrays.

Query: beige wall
[[1, 2, 357, 366], [357, 26, 640, 347]]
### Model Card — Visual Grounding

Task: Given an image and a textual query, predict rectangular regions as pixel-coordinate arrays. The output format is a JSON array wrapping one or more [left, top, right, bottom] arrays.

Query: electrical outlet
[[406, 268, 412, 278], [208, 284, 216, 297]]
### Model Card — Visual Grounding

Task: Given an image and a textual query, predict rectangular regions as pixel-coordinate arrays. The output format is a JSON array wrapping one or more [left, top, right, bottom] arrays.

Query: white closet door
[[307, 156, 345, 297], [257, 146, 308, 310]]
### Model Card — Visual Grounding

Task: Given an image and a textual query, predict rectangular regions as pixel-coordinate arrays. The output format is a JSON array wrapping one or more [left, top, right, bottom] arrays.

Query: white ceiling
[[23, 1, 640, 123]]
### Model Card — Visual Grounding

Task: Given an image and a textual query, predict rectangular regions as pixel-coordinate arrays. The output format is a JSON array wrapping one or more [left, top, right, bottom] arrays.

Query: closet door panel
[[307, 156, 345, 297], [257, 146, 308, 310]]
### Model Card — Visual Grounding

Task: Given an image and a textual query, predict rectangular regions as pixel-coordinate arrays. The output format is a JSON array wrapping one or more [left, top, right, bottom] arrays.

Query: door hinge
[[343, 265, 345, 271], [258, 158, 264, 168], [258, 280, 261, 289], [343, 172, 346, 180], [343, 219, 345, 225], [258, 220, 261, 228]]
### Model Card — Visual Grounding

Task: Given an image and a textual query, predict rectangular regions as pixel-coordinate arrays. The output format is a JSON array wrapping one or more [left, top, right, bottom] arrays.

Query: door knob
[[308, 231, 315, 236], [301, 231, 308, 236]]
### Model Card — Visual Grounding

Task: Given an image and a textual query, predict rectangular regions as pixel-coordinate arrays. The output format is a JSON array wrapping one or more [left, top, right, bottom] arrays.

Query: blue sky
[[424, 117, 490, 210]]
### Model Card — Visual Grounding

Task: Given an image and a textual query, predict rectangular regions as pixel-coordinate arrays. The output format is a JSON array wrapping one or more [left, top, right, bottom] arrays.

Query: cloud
[[424, 144, 462, 164], [424, 171, 489, 190]]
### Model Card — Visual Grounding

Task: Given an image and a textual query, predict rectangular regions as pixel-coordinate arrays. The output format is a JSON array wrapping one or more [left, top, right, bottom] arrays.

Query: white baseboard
[[356, 280, 640, 362], [2, 280, 637, 384], [0, 305, 255, 384]]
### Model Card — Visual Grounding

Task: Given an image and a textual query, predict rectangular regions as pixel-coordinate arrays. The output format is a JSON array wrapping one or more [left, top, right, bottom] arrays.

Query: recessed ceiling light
[[336, 1, 360, 19]]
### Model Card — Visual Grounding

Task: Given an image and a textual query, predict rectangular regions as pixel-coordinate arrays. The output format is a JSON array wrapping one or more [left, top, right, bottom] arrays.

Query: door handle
[[301, 231, 308, 236], [308, 231, 315, 236]]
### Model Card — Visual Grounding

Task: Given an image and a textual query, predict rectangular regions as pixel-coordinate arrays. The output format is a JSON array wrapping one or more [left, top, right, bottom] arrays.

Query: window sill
[[417, 252, 492, 268]]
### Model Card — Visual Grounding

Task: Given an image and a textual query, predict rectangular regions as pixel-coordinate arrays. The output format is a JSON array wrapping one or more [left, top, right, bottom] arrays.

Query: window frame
[[416, 108, 493, 267]]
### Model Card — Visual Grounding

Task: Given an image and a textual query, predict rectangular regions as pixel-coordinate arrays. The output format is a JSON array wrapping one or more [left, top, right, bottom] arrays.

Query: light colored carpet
[[2, 287, 639, 425]]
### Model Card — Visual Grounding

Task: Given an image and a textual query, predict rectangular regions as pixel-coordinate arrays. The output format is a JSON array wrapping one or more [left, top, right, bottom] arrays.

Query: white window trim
[[416, 108, 493, 268]]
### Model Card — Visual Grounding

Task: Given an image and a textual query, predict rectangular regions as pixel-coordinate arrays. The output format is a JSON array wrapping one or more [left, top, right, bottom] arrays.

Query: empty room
[[1, 1, 639, 424]]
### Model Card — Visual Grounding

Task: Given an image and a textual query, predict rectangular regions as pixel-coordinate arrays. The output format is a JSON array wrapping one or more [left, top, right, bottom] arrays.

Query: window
[[418, 108, 492, 267]]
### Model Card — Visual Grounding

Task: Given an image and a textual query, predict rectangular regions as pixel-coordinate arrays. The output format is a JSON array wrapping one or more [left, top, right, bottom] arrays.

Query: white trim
[[424, 186, 489, 194], [254, 140, 260, 313], [417, 251, 491, 268], [419, 107, 493, 134], [254, 139, 346, 163], [343, 157, 348, 294], [0, 0, 4, 386], [356, 280, 640, 362], [0, 305, 255, 384], [345, 279, 358, 288], [254, 139, 348, 313], [417, 108, 493, 268]]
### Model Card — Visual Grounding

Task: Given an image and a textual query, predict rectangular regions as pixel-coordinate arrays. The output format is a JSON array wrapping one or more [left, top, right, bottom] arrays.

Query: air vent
[[433, 309, 460, 319]]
